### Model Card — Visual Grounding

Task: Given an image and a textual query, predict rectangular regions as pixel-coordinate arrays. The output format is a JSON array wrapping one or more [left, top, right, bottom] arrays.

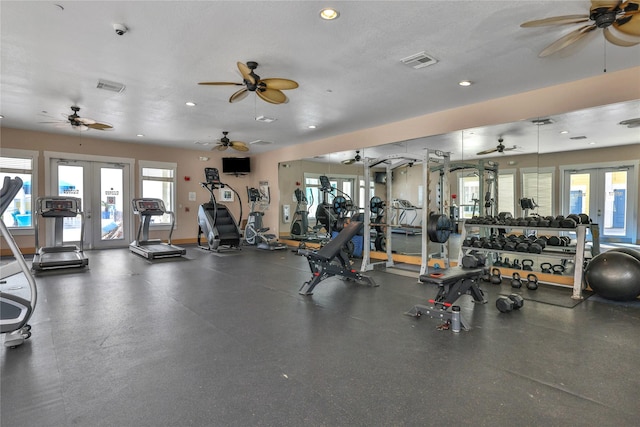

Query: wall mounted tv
[[374, 171, 387, 184], [222, 157, 251, 175]]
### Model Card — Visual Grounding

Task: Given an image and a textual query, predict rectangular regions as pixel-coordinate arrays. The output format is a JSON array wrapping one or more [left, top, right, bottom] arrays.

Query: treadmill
[[32, 196, 89, 271], [129, 198, 186, 259]]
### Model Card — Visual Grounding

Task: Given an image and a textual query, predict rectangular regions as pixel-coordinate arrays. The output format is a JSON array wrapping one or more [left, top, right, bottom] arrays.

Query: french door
[[49, 159, 131, 249], [563, 165, 636, 243]]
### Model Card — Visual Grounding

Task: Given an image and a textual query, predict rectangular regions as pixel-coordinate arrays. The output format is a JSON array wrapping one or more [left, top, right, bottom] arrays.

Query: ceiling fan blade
[[538, 24, 596, 57], [615, 10, 640, 37], [231, 142, 249, 152], [229, 88, 249, 103], [261, 78, 299, 90], [198, 82, 244, 86], [87, 122, 113, 130], [520, 14, 589, 27], [76, 117, 96, 125], [257, 88, 287, 104], [476, 147, 498, 155], [237, 62, 256, 85], [590, 0, 623, 9], [72, 125, 89, 132], [215, 144, 228, 151], [604, 26, 640, 45], [503, 145, 518, 152]]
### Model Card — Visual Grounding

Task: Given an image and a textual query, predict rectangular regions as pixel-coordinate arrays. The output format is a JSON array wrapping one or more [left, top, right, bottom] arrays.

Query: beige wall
[[2, 66, 640, 252]]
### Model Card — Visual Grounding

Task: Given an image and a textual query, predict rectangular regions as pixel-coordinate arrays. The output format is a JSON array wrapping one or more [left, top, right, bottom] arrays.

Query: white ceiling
[[1, 1, 639, 159]]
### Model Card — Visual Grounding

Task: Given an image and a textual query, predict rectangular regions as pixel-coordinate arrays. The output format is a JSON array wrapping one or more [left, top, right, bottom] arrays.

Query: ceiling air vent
[[249, 140, 273, 146], [255, 115, 276, 123], [619, 118, 640, 128], [96, 79, 126, 93], [570, 135, 587, 140], [531, 118, 554, 126], [400, 51, 438, 69]]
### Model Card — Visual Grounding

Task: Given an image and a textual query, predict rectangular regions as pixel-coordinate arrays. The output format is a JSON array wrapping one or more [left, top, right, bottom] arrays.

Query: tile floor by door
[[1, 245, 640, 426]]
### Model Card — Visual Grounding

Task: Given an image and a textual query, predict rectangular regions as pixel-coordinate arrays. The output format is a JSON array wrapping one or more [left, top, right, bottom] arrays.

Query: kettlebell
[[552, 264, 565, 275], [540, 262, 552, 274], [512, 259, 521, 270], [522, 259, 534, 271], [494, 256, 503, 267], [502, 257, 512, 268], [511, 272, 523, 288], [490, 268, 502, 285], [526, 273, 539, 290]]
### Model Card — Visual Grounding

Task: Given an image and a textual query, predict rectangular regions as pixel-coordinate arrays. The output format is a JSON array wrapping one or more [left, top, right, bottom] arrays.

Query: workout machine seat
[[406, 266, 487, 330], [298, 221, 377, 295]]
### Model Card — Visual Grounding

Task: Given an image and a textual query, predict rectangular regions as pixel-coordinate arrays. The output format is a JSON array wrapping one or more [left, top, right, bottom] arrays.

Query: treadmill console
[[247, 187, 261, 202], [39, 197, 81, 216], [205, 168, 221, 185], [319, 175, 332, 192], [132, 198, 166, 215]]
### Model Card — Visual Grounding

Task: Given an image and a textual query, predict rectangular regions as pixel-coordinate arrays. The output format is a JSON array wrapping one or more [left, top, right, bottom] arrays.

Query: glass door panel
[[100, 166, 125, 241], [57, 164, 86, 244]]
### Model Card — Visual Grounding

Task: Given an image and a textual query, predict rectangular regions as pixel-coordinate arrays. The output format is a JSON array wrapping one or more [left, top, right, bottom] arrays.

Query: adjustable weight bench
[[298, 221, 377, 295], [406, 266, 487, 330]]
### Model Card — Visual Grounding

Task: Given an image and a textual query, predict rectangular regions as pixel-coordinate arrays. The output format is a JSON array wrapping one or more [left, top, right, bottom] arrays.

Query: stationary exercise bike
[[1, 176, 38, 348], [197, 167, 242, 252], [244, 187, 287, 250]]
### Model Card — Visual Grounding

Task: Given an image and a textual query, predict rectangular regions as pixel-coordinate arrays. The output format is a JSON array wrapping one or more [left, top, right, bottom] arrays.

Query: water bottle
[[451, 306, 461, 333]]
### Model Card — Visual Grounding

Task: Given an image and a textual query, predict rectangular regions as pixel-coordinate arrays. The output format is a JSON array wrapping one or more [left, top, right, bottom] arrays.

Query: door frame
[[560, 160, 638, 243], [44, 151, 135, 249]]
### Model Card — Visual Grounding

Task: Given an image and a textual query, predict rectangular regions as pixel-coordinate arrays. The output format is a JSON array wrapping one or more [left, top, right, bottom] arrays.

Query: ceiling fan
[[214, 131, 249, 152], [198, 61, 299, 104], [477, 138, 517, 156], [40, 106, 113, 131], [521, 1, 640, 57], [342, 150, 362, 165]]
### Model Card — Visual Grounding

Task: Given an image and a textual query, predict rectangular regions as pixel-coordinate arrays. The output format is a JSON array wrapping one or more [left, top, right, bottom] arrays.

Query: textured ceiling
[[1, 1, 639, 159]]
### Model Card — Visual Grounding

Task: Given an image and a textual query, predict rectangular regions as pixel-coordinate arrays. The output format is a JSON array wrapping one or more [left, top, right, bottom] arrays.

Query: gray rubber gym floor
[[2, 245, 640, 426]]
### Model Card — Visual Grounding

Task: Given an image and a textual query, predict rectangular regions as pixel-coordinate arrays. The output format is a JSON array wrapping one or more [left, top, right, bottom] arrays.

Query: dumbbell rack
[[458, 223, 600, 299]]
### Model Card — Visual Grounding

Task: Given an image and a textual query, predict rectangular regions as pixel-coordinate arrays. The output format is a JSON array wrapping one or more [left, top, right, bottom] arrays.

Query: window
[[0, 150, 37, 229], [521, 168, 554, 217], [497, 171, 515, 216], [459, 174, 479, 219], [140, 161, 176, 225]]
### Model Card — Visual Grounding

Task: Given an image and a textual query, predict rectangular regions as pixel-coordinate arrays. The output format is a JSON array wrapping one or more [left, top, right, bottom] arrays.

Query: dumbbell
[[496, 294, 525, 313]]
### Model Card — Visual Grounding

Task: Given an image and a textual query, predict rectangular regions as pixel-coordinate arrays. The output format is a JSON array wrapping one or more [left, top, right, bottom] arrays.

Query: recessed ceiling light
[[185, 102, 196, 106], [0, 115, 4, 119], [589, 142, 596, 145], [319, 8, 339, 20], [137, 134, 144, 137], [199, 156, 210, 161], [308, 125, 317, 129], [458, 80, 472, 87], [560, 130, 569, 134]]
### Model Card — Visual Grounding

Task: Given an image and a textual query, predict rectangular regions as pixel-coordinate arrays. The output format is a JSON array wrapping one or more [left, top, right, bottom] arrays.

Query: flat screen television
[[374, 171, 387, 184], [222, 157, 251, 175]]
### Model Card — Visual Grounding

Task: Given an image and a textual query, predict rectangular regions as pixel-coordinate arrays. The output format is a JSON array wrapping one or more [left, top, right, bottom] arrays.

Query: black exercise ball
[[585, 251, 640, 301], [609, 247, 640, 263]]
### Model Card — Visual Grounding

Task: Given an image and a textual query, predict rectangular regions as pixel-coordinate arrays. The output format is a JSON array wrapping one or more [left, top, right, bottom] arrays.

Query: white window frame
[[0, 148, 38, 235], [497, 168, 516, 216], [139, 160, 177, 228], [520, 166, 555, 217]]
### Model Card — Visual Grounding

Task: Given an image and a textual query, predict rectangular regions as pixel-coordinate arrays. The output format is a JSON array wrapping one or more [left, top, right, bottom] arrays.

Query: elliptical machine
[[1, 177, 37, 348], [290, 188, 311, 240], [197, 167, 242, 252], [244, 187, 287, 250]]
